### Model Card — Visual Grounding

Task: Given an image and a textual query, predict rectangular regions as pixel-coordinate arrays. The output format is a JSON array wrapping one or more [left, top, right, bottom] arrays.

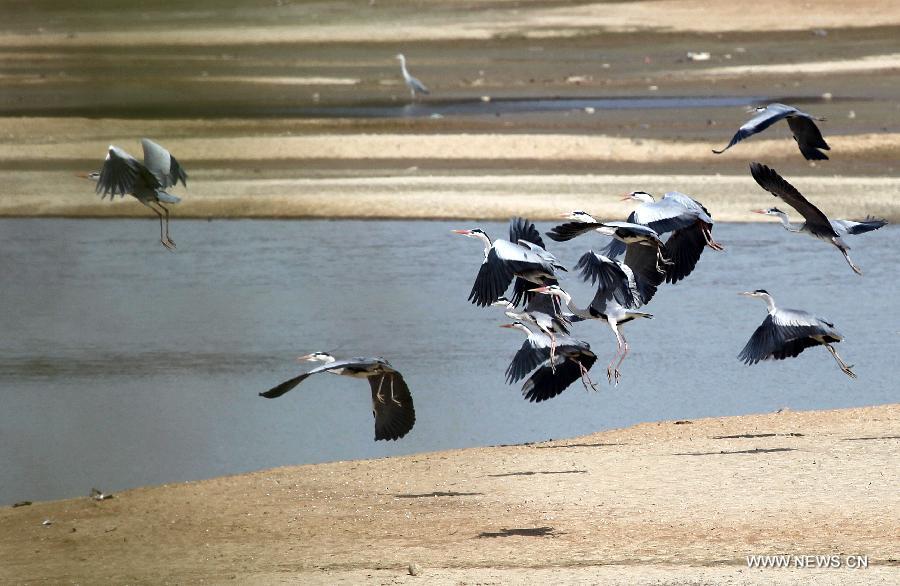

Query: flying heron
[[492, 292, 572, 365], [395, 53, 430, 100], [714, 103, 830, 160], [81, 138, 187, 250], [738, 290, 856, 379], [619, 191, 724, 283], [749, 162, 885, 275], [531, 276, 654, 386], [454, 217, 567, 308], [500, 321, 598, 402], [260, 352, 416, 441], [546, 218, 670, 291]]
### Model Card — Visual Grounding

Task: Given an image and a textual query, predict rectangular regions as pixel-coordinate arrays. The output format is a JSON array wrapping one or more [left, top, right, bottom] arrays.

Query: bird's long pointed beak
[[750, 209, 768, 214], [499, 323, 516, 329], [451, 229, 471, 235], [75, 172, 90, 179], [296, 353, 316, 362], [620, 194, 633, 201], [738, 291, 754, 297], [529, 286, 551, 293]]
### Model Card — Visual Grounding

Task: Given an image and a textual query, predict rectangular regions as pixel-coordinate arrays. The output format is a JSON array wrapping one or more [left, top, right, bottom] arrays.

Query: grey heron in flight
[[454, 217, 567, 308], [738, 290, 856, 379], [82, 138, 187, 250], [546, 218, 670, 290], [500, 321, 598, 402], [395, 53, 430, 100], [531, 273, 654, 385], [493, 291, 572, 365], [749, 162, 884, 275], [714, 103, 830, 160], [618, 191, 724, 283], [259, 352, 416, 441]]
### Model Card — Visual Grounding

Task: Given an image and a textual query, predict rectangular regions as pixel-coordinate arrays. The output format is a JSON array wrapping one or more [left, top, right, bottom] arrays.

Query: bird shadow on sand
[[487, 470, 587, 477], [394, 491, 484, 498], [712, 433, 805, 439], [841, 436, 900, 441], [477, 526, 559, 538], [673, 447, 796, 456], [532, 442, 628, 449]]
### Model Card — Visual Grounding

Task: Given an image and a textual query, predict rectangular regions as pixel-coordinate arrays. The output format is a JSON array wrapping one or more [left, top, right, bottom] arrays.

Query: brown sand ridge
[[2, 1, 900, 220], [2, 405, 898, 584]]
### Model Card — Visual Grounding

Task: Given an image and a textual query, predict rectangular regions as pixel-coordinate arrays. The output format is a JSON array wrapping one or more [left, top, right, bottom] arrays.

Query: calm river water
[[1, 219, 896, 504]]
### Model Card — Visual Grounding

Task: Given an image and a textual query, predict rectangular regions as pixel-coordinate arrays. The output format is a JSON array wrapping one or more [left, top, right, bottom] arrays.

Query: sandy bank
[[2, 0, 900, 47], [3, 172, 897, 222], [2, 404, 897, 584]]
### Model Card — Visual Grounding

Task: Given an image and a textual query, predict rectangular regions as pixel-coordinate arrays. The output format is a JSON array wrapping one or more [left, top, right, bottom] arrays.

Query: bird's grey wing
[[574, 251, 638, 308], [631, 198, 699, 235], [602, 221, 663, 242], [749, 163, 838, 238], [832, 217, 888, 235], [521, 349, 596, 403], [738, 313, 832, 364], [141, 138, 188, 188], [662, 192, 715, 224], [258, 358, 366, 398], [546, 221, 604, 242], [408, 76, 429, 94], [96, 146, 158, 198], [506, 338, 550, 384], [713, 106, 792, 153], [623, 243, 666, 305], [259, 372, 313, 398], [369, 371, 416, 441], [663, 223, 706, 284], [524, 291, 570, 334], [468, 246, 515, 307], [786, 117, 829, 161], [598, 237, 627, 258], [509, 217, 547, 250]]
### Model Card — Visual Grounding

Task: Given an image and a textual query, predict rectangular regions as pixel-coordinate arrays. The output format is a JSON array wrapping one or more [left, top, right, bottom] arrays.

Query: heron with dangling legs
[[492, 292, 571, 368], [80, 138, 187, 251], [738, 290, 856, 379], [749, 162, 886, 275], [500, 321, 599, 402], [617, 190, 724, 284], [259, 352, 416, 441]]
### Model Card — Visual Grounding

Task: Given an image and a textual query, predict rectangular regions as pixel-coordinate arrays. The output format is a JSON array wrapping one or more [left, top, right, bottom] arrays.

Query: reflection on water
[[1, 219, 897, 504]]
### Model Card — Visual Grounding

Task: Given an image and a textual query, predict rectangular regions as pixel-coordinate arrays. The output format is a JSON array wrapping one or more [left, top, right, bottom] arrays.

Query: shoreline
[[3, 404, 897, 583]]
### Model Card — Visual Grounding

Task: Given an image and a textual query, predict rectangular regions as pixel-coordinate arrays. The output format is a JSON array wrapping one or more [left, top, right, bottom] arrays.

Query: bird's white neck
[[759, 293, 777, 314], [473, 232, 492, 257], [398, 57, 409, 78], [772, 210, 801, 232], [555, 290, 591, 319]]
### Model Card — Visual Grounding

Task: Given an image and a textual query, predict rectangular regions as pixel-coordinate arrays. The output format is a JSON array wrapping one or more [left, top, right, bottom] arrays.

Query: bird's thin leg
[[539, 324, 558, 373], [833, 239, 862, 275], [155, 202, 175, 248], [390, 376, 402, 406], [825, 344, 857, 379], [142, 201, 175, 251], [375, 375, 386, 403], [577, 359, 598, 392], [606, 319, 625, 385], [613, 339, 629, 386], [702, 223, 724, 251]]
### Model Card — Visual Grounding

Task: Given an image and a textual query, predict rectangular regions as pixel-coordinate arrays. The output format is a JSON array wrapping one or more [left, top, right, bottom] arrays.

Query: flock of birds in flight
[[82, 56, 887, 441]]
